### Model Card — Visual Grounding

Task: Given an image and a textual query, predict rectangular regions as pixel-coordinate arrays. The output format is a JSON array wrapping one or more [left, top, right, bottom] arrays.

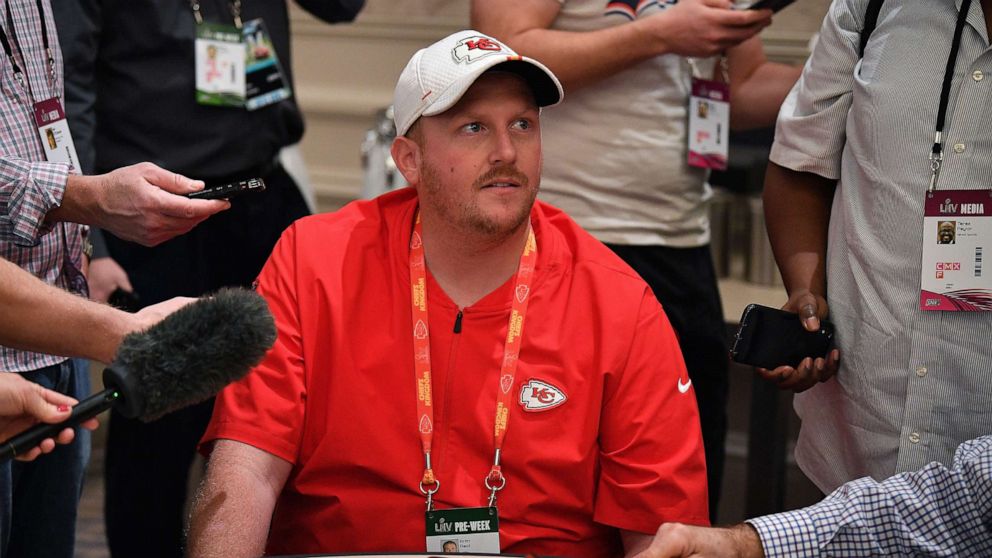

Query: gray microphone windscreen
[[105, 288, 276, 421]]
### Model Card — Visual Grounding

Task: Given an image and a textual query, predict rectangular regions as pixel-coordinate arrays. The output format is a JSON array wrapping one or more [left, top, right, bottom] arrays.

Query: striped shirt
[[0, 0, 85, 372], [748, 435, 992, 557], [771, 0, 992, 493]]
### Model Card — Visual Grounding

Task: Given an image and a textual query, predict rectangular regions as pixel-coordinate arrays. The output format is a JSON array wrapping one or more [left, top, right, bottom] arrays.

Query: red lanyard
[[409, 210, 538, 510]]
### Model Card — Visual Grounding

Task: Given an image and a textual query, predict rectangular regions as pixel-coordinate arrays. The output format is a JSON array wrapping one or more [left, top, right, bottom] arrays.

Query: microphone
[[1, 288, 276, 461]]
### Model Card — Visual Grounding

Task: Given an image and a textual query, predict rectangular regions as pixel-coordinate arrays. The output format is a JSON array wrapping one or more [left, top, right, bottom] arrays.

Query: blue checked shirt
[[748, 435, 992, 557], [0, 0, 86, 372]]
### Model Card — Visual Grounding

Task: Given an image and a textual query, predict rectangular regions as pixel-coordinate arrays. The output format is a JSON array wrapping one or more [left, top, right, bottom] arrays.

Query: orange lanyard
[[409, 210, 537, 510]]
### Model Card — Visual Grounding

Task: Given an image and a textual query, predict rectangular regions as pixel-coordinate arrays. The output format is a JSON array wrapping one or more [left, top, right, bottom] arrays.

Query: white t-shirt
[[539, 0, 712, 247]]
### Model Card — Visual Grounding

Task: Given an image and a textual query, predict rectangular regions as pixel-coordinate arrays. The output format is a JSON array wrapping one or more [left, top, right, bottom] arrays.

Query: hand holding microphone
[[1, 288, 276, 462], [0, 374, 99, 462]]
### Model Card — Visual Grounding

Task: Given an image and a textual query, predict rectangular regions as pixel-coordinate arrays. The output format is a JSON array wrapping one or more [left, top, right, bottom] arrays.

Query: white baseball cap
[[393, 30, 564, 136]]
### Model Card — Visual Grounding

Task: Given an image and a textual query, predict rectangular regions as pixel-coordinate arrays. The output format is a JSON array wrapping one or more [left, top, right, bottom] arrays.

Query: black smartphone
[[745, 0, 797, 12], [107, 288, 141, 313], [730, 303, 834, 369], [186, 177, 266, 200]]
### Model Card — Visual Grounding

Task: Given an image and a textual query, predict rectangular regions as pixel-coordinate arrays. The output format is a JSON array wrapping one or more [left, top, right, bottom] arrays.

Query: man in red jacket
[[188, 30, 709, 557]]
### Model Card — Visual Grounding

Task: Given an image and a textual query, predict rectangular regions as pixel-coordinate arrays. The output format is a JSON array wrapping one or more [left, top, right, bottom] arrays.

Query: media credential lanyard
[[918, 0, 992, 311], [927, 0, 972, 193], [409, 210, 538, 511], [0, 0, 80, 170]]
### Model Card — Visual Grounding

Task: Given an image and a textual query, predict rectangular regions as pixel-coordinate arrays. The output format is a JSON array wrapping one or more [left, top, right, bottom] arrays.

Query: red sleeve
[[200, 223, 307, 464], [593, 291, 710, 533]]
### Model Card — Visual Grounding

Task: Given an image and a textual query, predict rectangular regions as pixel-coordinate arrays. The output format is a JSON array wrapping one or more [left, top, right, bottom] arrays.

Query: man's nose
[[489, 128, 517, 166]]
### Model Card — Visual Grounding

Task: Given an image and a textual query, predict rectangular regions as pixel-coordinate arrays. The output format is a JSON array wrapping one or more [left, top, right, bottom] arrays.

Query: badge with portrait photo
[[243, 19, 292, 111], [920, 189, 992, 311], [425, 506, 500, 553], [33, 98, 80, 172], [687, 78, 729, 171], [195, 23, 246, 107]]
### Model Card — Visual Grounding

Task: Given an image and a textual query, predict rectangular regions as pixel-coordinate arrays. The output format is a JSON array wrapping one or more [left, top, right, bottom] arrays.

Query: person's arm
[[0, 157, 72, 246], [471, 0, 772, 92], [746, 435, 992, 557], [759, 162, 839, 391], [726, 36, 802, 130], [189, 224, 306, 555], [595, 293, 709, 541], [0, 157, 228, 249], [750, 0, 869, 390], [633, 437, 992, 557], [0, 256, 192, 363], [294, 0, 365, 23], [47, 163, 230, 247], [186, 440, 292, 558]]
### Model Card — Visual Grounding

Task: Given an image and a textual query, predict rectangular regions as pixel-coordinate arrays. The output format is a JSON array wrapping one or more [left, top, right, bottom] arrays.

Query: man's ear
[[391, 136, 422, 186]]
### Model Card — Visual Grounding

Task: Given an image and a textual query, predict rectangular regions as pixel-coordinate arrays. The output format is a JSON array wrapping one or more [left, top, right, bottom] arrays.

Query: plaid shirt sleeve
[[748, 436, 992, 557], [0, 156, 71, 247]]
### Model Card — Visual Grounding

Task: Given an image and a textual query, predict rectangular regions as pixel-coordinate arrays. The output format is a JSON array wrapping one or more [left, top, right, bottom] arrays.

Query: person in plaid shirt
[[0, 1, 227, 556], [632, 436, 992, 557]]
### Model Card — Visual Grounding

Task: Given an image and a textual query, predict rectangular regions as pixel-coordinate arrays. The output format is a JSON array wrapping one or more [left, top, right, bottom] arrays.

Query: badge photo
[[195, 23, 247, 107]]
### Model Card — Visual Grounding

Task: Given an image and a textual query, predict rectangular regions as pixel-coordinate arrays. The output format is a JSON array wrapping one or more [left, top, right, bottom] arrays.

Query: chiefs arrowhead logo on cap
[[518, 379, 567, 412], [452, 36, 507, 64]]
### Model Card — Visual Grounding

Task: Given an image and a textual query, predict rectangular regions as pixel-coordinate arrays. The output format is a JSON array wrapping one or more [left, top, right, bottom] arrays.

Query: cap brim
[[422, 56, 563, 119], [491, 58, 563, 108]]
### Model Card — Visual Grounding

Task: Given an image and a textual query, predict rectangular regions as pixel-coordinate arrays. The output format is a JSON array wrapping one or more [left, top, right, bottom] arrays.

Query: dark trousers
[[102, 165, 309, 557], [605, 243, 728, 523], [0, 359, 91, 558]]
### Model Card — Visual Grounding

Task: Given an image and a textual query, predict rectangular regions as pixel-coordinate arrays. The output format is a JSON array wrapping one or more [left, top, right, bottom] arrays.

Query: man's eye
[[513, 119, 532, 130], [462, 122, 482, 133]]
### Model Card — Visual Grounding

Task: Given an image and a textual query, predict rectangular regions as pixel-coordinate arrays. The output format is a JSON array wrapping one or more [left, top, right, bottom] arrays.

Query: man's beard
[[420, 160, 537, 238]]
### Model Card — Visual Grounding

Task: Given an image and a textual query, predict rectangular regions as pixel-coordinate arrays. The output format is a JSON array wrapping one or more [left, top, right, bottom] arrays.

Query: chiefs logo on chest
[[518, 379, 567, 412]]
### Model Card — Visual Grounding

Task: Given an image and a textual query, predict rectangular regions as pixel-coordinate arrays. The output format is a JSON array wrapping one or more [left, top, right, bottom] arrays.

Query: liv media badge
[[920, 189, 992, 311]]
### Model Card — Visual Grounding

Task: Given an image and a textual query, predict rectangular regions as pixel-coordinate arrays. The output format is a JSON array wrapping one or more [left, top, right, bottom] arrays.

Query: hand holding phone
[[730, 303, 834, 369], [186, 177, 266, 200]]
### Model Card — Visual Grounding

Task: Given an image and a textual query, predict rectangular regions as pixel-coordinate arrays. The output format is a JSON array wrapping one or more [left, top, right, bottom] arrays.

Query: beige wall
[[290, 0, 831, 211]]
